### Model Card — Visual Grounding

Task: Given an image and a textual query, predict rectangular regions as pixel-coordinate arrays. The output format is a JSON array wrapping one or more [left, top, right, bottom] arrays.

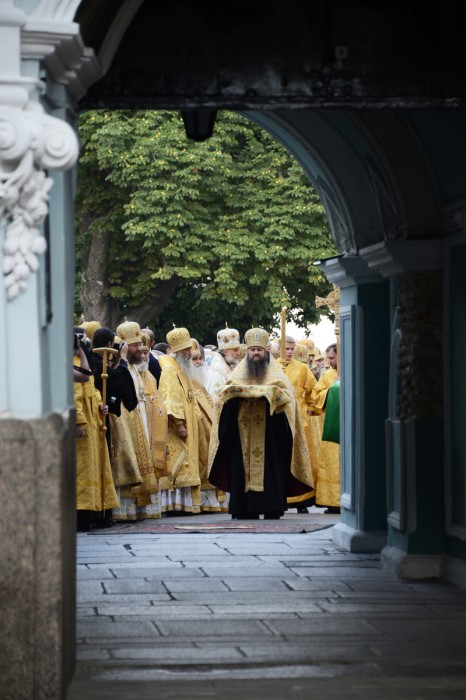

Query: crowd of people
[[72, 319, 340, 531]]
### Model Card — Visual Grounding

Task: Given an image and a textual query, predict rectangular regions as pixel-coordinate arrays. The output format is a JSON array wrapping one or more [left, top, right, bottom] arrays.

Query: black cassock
[[209, 397, 307, 518]]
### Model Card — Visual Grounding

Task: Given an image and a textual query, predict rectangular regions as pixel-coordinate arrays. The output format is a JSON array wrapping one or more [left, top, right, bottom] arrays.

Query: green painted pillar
[[361, 240, 445, 578], [321, 255, 390, 552]]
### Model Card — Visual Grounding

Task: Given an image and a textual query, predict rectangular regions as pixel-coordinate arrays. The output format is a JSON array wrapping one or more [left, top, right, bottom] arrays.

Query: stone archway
[[3, 2, 466, 699]]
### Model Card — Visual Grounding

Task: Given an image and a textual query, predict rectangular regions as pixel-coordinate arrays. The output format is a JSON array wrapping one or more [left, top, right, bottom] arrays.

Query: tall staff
[[280, 307, 287, 367], [93, 346, 118, 514]]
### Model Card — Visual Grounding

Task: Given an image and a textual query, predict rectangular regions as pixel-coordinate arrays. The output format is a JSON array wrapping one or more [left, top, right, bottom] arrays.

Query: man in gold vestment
[[280, 336, 317, 513], [158, 327, 202, 514], [208, 328, 313, 520], [309, 343, 340, 513], [112, 321, 165, 519], [74, 327, 119, 531]]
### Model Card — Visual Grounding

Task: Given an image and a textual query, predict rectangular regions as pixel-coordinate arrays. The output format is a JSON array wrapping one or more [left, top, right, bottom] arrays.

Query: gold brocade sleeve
[[309, 369, 338, 414], [73, 381, 86, 425], [158, 366, 186, 421]]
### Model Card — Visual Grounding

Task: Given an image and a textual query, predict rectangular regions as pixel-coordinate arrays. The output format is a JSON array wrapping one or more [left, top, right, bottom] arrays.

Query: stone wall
[[0, 413, 76, 700], [397, 271, 443, 420]]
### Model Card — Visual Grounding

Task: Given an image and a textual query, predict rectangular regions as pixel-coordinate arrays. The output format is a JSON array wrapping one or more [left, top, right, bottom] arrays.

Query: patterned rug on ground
[[88, 521, 334, 535]]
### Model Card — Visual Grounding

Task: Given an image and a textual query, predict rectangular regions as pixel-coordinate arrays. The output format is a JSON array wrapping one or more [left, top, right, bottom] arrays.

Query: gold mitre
[[116, 321, 142, 345], [217, 326, 240, 350], [79, 320, 101, 341], [315, 351, 324, 361], [245, 327, 270, 350], [191, 338, 202, 358], [298, 338, 316, 354], [294, 343, 309, 363], [167, 327, 192, 352], [140, 332, 151, 352]]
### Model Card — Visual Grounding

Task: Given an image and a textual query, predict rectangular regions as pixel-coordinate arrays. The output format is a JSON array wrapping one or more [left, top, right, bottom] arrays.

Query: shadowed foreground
[[68, 511, 466, 699]]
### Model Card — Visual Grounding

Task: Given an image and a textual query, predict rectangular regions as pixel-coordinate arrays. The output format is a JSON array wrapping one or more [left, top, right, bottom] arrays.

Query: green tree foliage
[[76, 110, 337, 342]]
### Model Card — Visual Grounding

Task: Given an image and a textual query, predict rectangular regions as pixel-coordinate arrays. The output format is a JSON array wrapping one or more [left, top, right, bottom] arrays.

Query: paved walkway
[[68, 511, 466, 699]]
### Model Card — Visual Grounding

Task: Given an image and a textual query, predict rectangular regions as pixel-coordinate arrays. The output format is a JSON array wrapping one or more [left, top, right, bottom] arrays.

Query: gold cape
[[283, 358, 317, 505], [139, 369, 168, 477], [208, 356, 312, 491], [158, 355, 201, 490], [74, 362, 119, 512]]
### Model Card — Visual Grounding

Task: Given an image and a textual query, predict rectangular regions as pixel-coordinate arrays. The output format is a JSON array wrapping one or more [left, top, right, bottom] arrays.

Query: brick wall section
[[397, 271, 443, 420]]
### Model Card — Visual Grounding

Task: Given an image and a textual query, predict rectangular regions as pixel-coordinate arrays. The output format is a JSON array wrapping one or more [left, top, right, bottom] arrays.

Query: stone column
[[320, 255, 390, 552], [361, 240, 445, 578], [0, 2, 81, 698]]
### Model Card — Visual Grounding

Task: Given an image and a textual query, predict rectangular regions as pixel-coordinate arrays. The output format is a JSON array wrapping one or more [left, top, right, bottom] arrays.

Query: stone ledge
[[442, 556, 466, 589], [381, 545, 442, 579], [332, 523, 386, 553]]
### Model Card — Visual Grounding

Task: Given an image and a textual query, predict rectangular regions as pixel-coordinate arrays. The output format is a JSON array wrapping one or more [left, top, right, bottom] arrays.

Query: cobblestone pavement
[[68, 511, 466, 699]]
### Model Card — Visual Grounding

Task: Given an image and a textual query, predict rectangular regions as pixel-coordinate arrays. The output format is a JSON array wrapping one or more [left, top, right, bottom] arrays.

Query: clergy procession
[[73, 315, 340, 531]]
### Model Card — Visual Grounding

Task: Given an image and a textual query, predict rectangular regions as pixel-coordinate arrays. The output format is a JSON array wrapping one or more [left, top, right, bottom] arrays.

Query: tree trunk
[[79, 226, 118, 327], [124, 275, 180, 328]]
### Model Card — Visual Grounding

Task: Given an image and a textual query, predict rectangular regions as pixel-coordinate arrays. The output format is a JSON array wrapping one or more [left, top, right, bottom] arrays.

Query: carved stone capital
[[359, 240, 443, 276], [1, 102, 78, 300]]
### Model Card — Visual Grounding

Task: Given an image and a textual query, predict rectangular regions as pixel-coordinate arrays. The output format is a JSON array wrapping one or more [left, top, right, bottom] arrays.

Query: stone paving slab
[[110, 646, 246, 661], [167, 591, 338, 604], [315, 602, 437, 614], [155, 618, 272, 637], [265, 618, 382, 636], [78, 594, 172, 605], [103, 580, 168, 594], [77, 581, 105, 595], [111, 566, 205, 578], [282, 577, 352, 591], [76, 569, 115, 580], [209, 603, 323, 614], [368, 618, 466, 636], [77, 620, 160, 638], [160, 578, 229, 592], [199, 565, 299, 577], [212, 577, 291, 591], [96, 605, 213, 616], [289, 566, 386, 578]]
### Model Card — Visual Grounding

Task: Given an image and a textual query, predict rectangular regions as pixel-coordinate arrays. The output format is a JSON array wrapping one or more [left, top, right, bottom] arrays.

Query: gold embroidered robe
[[74, 365, 119, 512], [309, 368, 340, 507], [208, 357, 313, 493], [284, 358, 317, 506], [158, 355, 201, 493]]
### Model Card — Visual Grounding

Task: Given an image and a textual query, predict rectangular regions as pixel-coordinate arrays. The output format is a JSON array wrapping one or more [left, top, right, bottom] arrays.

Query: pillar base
[[443, 556, 466, 589], [381, 545, 442, 579], [332, 522, 386, 553], [0, 414, 76, 700]]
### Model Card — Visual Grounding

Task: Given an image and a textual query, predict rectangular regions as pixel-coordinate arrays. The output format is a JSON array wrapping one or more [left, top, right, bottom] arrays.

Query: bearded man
[[112, 321, 165, 520], [204, 326, 242, 385], [208, 328, 313, 520], [157, 327, 202, 514]]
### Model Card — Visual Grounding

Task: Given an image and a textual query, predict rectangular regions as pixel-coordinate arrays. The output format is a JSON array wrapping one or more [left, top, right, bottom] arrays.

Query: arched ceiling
[[77, 0, 466, 110], [70, 0, 466, 251]]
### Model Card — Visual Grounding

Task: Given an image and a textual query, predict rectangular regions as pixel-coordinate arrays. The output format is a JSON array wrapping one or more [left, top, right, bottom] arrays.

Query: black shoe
[[264, 511, 283, 520], [324, 507, 341, 514], [297, 506, 308, 514], [231, 513, 259, 520], [95, 518, 113, 529]]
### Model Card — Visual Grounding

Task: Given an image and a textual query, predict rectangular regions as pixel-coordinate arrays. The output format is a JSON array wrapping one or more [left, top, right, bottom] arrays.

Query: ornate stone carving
[[1, 103, 78, 300]]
